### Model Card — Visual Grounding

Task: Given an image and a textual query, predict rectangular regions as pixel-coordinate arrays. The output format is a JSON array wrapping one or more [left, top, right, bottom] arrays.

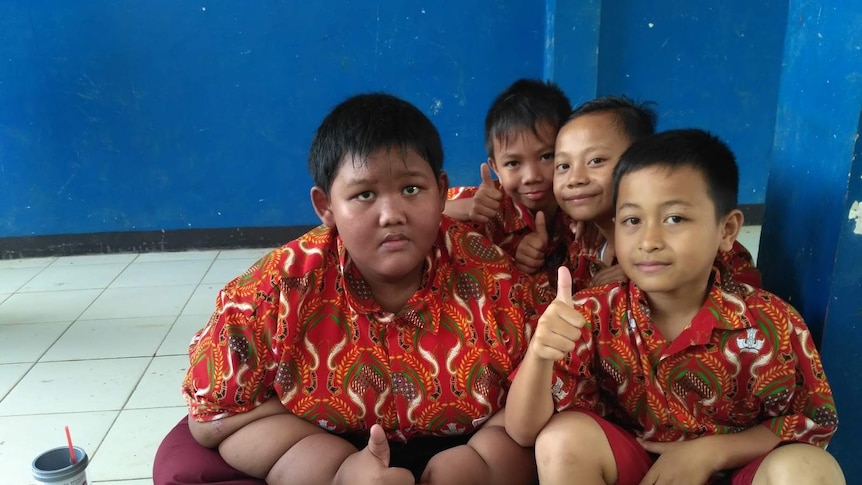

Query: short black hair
[[308, 93, 444, 194], [484, 79, 572, 158], [613, 129, 739, 218], [569, 95, 657, 143]]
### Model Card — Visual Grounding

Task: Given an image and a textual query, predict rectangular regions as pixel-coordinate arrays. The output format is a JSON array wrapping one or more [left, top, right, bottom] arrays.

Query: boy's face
[[489, 120, 558, 215], [553, 112, 631, 223], [615, 165, 741, 299], [311, 146, 447, 289]]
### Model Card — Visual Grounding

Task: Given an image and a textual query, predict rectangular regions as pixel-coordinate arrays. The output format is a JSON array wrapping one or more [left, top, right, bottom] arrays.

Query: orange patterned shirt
[[183, 217, 549, 442], [552, 272, 837, 447]]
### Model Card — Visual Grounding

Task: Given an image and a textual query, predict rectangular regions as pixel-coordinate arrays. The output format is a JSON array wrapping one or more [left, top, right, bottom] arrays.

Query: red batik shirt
[[563, 224, 762, 292], [552, 271, 837, 447], [447, 184, 574, 266], [184, 217, 549, 442]]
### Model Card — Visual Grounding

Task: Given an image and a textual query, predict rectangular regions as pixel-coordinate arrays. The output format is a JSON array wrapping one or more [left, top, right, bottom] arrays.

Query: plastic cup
[[31, 446, 89, 485]]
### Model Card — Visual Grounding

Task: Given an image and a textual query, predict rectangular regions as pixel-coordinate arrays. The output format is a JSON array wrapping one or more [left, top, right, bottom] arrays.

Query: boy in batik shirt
[[445, 78, 574, 275], [506, 129, 843, 485], [154, 93, 549, 485]]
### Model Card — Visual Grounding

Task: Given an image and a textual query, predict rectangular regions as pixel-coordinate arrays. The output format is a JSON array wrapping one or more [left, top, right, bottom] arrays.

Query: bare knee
[[534, 412, 615, 483], [535, 412, 598, 465], [753, 443, 845, 485]]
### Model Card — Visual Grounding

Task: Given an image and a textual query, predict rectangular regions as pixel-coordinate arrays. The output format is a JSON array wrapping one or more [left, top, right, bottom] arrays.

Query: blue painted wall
[[820, 108, 862, 485], [545, 0, 600, 102], [759, 0, 862, 477], [1, 1, 791, 239], [0, 0, 545, 237], [760, 0, 861, 342], [593, 0, 787, 207]]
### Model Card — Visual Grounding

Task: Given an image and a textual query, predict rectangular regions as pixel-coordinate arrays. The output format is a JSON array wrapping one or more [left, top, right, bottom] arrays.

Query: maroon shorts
[[582, 411, 766, 485], [153, 417, 472, 484]]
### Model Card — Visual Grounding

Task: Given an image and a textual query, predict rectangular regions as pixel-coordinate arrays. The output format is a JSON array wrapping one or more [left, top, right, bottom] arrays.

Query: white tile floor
[[0, 248, 272, 485], [0, 227, 762, 484]]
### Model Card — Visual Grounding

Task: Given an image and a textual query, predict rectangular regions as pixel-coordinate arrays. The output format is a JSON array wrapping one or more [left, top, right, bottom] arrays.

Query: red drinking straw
[[64, 425, 77, 464]]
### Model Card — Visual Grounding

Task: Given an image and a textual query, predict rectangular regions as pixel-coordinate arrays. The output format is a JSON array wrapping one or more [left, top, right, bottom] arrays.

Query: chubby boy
[[153, 93, 548, 485], [506, 129, 843, 485]]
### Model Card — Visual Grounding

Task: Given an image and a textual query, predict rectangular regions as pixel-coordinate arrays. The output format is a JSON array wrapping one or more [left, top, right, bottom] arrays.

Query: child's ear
[[437, 171, 450, 208], [718, 209, 744, 252], [310, 187, 335, 227]]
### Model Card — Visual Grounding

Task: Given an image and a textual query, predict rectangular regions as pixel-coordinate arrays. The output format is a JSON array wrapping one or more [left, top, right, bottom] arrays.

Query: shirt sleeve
[[758, 301, 838, 447], [182, 264, 285, 422], [717, 240, 762, 288]]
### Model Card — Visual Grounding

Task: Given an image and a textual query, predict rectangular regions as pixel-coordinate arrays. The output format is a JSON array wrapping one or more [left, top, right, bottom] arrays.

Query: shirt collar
[[628, 269, 754, 347], [335, 234, 442, 334]]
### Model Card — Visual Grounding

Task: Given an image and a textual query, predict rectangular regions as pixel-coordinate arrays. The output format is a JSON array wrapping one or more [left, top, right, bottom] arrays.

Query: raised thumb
[[480, 162, 495, 187], [534, 211, 548, 240], [555, 266, 573, 304]]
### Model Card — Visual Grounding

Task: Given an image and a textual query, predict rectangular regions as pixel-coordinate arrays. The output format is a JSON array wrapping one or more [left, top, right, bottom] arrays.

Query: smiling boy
[[506, 129, 843, 485], [445, 78, 573, 274]]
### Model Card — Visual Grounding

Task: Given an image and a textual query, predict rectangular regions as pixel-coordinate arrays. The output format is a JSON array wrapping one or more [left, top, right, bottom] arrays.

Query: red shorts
[[583, 411, 766, 485]]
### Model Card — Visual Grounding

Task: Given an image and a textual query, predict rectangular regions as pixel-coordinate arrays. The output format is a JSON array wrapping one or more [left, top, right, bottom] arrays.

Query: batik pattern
[[447, 184, 575, 271], [184, 218, 548, 442], [552, 271, 837, 447]]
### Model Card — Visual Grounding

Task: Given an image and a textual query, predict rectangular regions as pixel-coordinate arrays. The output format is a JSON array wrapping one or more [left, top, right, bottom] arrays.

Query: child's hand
[[515, 211, 548, 274], [529, 267, 585, 361], [469, 163, 503, 223], [334, 424, 414, 485], [637, 438, 717, 485], [590, 264, 628, 287]]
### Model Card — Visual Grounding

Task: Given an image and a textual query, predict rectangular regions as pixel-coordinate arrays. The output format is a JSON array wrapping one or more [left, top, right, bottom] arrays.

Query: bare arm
[[444, 198, 476, 221], [188, 397, 290, 448], [505, 267, 584, 446], [638, 425, 781, 484], [218, 411, 344, 480], [701, 425, 781, 471], [505, 351, 557, 446]]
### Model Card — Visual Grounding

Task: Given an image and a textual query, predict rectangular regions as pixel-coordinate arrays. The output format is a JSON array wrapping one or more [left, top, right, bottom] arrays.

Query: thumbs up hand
[[529, 267, 586, 361], [468, 162, 504, 224], [515, 211, 549, 274]]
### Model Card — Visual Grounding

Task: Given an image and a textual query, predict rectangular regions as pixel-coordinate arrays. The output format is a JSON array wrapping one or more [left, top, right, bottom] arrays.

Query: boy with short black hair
[[445, 78, 573, 274], [153, 93, 548, 485], [506, 129, 843, 485]]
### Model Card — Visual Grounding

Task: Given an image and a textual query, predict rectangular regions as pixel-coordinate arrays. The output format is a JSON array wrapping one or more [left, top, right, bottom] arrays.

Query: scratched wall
[[0, 1, 548, 237], [757, 0, 862, 475]]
